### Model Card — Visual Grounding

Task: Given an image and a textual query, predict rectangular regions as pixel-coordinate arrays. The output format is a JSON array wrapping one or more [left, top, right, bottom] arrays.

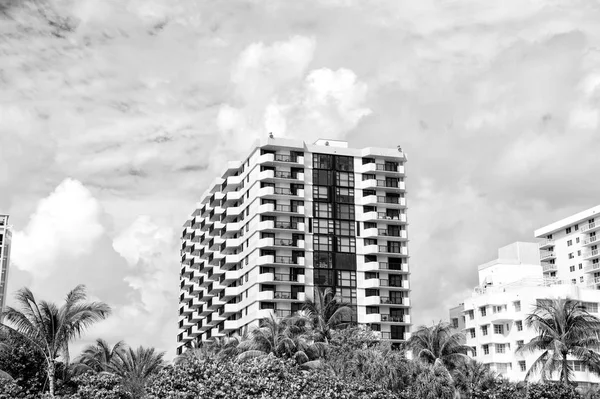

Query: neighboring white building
[[0, 214, 12, 311], [177, 138, 410, 354], [454, 205, 600, 384], [534, 205, 600, 288]]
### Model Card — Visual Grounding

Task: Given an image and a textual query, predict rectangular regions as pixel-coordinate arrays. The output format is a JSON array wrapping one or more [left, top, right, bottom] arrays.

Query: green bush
[[147, 354, 396, 399], [65, 372, 131, 399], [526, 382, 581, 399]]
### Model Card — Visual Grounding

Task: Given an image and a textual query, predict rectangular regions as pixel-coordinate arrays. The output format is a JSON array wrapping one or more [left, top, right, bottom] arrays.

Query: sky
[[1, 0, 600, 360]]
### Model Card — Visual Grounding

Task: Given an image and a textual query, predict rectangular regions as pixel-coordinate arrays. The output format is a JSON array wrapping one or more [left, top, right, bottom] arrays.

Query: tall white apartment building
[[534, 205, 600, 288], [177, 138, 410, 355], [0, 214, 12, 311]]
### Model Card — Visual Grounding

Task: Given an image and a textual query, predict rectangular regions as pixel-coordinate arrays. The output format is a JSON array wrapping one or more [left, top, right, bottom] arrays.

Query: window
[[517, 340, 524, 349], [581, 276, 584, 283], [480, 306, 487, 317], [569, 253, 574, 259], [314, 269, 334, 285], [514, 301, 521, 312], [570, 265, 576, 272], [572, 279, 577, 284], [516, 320, 523, 331], [314, 219, 334, 234], [579, 263, 583, 270], [336, 204, 355, 220], [364, 222, 377, 229], [365, 289, 379, 297], [452, 318, 459, 328], [467, 310, 474, 320], [494, 324, 504, 334], [337, 270, 356, 287], [567, 240, 573, 246], [313, 170, 333, 186], [483, 344, 489, 355], [336, 237, 356, 253], [336, 171, 355, 187], [469, 329, 476, 338], [314, 203, 332, 218], [362, 173, 376, 181], [335, 156, 354, 171], [314, 252, 332, 269], [575, 224, 579, 231], [481, 325, 488, 336], [335, 187, 354, 203], [583, 302, 599, 313], [364, 238, 377, 246], [496, 344, 505, 354], [314, 235, 333, 251], [313, 185, 329, 200], [471, 347, 477, 357], [365, 272, 378, 279], [366, 306, 379, 314], [566, 227, 572, 234], [313, 154, 332, 169], [578, 250, 581, 256], [576, 237, 580, 243], [519, 361, 526, 372]]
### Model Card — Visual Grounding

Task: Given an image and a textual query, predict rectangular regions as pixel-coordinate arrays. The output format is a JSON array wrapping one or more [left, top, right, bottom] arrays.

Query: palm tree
[[300, 287, 353, 343], [109, 346, 165, 399], [453, 360, 499, 399], [0, 285, 111, 397], [517, 297, 600, 384], [408, 321, 471, 373], [72, 338, 125, 374], [236, 313, 325, 364]]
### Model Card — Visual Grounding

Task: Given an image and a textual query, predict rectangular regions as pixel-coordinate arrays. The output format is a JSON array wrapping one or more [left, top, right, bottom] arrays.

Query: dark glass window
[[363, 189, 376, 196], [365, 289, 379, 297], [335, 187, 354, 203], [335, 253, 357, 270], [314, 269, 335, 286], [313, 170, 333, 185], [336, 237, 356, 253], [389, 275, 403, 287], [336, 204, 355, 220], [366, 306, 379, 314], [260, 302, 275, 310], [335, 156, 354, 171], [314, 252, 333, 268], [362, 157, 375, 165], [313, 154, 333, 169], [364, 222, 377, 229]]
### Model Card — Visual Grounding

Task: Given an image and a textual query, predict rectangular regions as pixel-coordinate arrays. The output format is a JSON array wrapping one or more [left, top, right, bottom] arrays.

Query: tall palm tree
[[0, 285, 111, 397], [109, 346, 165, 399], [73, 338, 125, 374], [300, 287, 352, 343], [517, 297, 600, 384], [408, 321, 471, 373]]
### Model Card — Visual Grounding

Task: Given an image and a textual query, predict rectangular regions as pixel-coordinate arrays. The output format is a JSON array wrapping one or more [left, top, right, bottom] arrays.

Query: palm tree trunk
[[562, 353, 568, 385], [47, 359, 55, 397]]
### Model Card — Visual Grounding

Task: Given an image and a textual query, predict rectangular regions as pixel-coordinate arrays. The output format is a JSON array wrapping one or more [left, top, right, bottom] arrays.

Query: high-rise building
[[0, 214, 12, 311], [534, 205, 600, 287], [451, 205, 600, 385], [177, 138, 410, 354]]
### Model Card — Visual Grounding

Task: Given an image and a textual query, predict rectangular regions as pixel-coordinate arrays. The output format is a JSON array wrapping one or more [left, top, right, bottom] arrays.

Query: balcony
[[359, 261, 409, 273], [362, 313, 382, 324], [584, 262, 600, 274], [380, 314, 409, 323], [360, 162, 404, 175], [378, 245, 408, 256], [589, 276, 600, 288], [377, 212, 407, 223], [362, 278, 381, 289], [379, 331, 409, 341], [583, 249, 600, 261], [539, 250, 556, 261], [376, 179, 405, 191], [583, 235, 600, 246], [582, 221, 600, 234], [362, 296, 381, 306], [380, 296, 408, 306], [538, 239, 554, 249], [380, 279, 410, 290], [542, 263, 558, 273], [223, 320, 239, 331]]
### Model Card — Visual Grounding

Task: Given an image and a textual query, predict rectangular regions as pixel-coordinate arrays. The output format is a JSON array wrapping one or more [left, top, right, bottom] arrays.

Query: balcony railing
[[274, 171, 294, 179], [274, 154, 298, 162], [274, 238, 296, 246], [380, 296, 404, 305], [275, 309, 292, 318], [377, 228, 403, 237], [274, 256, 295, 264], [378, 245, 404, 253], [377, 196, 402, 204], [274, 221, 298, 230], [273, 273, 297, 282], [274, 291, 293, 299], [380, 279, 405, 288], [376, 180, 400, 188], [380, 314, 405, 322], [376, 164, 399, 172], [582, 222, 597, 233], [378, 262, 406, 271], [274, 187, 293, 195]]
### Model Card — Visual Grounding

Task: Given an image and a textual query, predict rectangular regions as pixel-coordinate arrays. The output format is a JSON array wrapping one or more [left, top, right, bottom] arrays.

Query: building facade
[[177, 138, 410, 354], [534, 205, 600, 288], [0, 214, 12, 311]]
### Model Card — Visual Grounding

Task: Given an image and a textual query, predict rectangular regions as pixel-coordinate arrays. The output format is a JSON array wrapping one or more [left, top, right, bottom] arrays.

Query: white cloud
[[11, 179, 104, 278]]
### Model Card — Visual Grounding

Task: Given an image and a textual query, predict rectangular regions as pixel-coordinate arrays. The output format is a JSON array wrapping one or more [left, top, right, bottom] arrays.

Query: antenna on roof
[[269, 132, 274, 139], [325, 141, 329, 146], [397, 145, 402, 152]]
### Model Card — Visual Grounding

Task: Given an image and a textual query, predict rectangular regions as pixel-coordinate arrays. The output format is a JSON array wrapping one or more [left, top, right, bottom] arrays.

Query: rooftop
[[534, 204, 600, 237]]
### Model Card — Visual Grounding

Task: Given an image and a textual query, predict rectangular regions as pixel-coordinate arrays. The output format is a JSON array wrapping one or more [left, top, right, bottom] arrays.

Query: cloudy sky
[[1, 0, 599, 360]]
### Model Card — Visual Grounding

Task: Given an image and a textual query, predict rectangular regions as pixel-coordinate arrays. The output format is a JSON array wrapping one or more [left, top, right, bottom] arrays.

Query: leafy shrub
[[526, 382, 581, 399], [147, 354, 396, 399]]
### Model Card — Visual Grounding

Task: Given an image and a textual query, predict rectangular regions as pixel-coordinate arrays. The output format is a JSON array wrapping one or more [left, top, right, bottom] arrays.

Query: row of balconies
[[258, 152, 305, 166], [359, 212, 407, 223], [362, 278, 410, 290], [359, 162, 405, 175], [360, 195, 406, 208], [363, 313, 411, 324], [359, 261, 409, 273], [363, 245, 408, 256], [362, 228, 408, 240], [358, 179, 406, 191], [581, 221, 599, 233], [362, 295, 410, 307], [258, 169, 305, 182]]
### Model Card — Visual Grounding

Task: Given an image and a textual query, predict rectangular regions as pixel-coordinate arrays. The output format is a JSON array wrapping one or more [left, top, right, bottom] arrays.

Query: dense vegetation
[[1, 287, 600, 398]]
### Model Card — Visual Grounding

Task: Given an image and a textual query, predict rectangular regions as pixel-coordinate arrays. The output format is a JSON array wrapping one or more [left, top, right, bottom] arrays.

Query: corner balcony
[[581, 221, 600, 234], [539, 250, 556, 262], [223, 302, 240, 315], [221, 206, 243, 223], [223, 221, 243, 237], [223, 175, 243, 193], [583, 249, 600, 261], [362, 313, 382, 324], [258, 220, 305, 233], [377, 212, 407, 223], [583, 235, 600, 247], [258, 153, 304, 166], [224, 319, 240, 331], [257, 272, 305, 284], [359, 163, 404, 175], [257, 255, 305, 266], [223, 285, 241, 298], [538, 239, 554, 250], [359, 261, 409, 273], [588, 276, 600, 288], [361, 278, 381, 289], [584, 261, 600, 274], [362, 295, 381, 306], [542, 262, 557, 273]]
